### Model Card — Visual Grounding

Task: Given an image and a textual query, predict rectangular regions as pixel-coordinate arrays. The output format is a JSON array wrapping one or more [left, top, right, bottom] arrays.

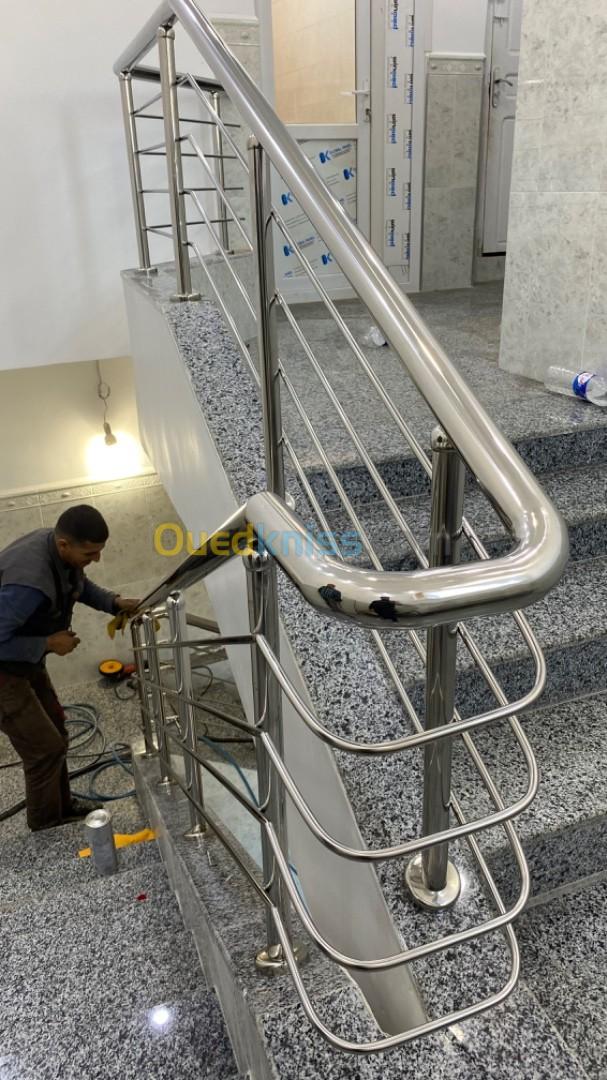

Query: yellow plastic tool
[[78, 827, 157, 858]]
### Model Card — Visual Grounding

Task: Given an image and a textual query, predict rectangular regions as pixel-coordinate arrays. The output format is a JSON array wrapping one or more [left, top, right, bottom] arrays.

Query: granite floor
[[0, 679, 239, 1080]]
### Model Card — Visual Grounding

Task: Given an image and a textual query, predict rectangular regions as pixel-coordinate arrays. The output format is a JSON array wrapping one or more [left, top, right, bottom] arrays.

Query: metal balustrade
[[115, 0, 569, 1054]]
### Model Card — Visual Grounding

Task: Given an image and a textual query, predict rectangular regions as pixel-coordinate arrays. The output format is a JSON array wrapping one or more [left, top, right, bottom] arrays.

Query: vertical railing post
[[167, 591, 207, 839], [248, 136, 285, 498], [157, 26, 200, 301], [131, 618, 157, 758], [406, 427, 465, 910], [246, 549, 295, 972], [119, 72, 153, 272], [212, 90, 231, 253], [142, 613, 173, 787]]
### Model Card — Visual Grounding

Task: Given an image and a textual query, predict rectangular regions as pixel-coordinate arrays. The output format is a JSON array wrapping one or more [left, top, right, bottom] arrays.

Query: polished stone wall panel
[[422, 57, 484, 291], [500, 0, 607, 380]]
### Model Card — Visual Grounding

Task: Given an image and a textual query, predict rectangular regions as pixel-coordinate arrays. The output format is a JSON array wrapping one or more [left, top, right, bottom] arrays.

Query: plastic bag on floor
[[360, 325, 388, 348]]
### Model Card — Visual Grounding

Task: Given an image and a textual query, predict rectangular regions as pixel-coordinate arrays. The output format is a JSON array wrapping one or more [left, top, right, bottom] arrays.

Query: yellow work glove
[[107, 611, 130, 639]]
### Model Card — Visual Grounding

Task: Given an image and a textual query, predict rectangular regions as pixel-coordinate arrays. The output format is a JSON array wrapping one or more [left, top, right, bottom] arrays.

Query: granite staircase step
[[0, 792, 240, 1079], [321, 462, 607, 570], [515, 876, 607, 1080], [451, 690, 607, 900], [247, 290, 607, 513], [380, 553, 607, 718], [133, 747, 590, 1080]]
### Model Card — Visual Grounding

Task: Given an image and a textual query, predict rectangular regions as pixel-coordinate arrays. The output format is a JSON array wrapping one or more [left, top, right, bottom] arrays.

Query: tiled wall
[[499, 0, 607, 380], [422, 56, 484, 291], [0, 475, 212, 690]]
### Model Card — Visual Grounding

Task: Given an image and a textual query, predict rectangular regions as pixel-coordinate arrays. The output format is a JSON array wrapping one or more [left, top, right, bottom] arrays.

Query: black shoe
[[63, 799, 103, 822]]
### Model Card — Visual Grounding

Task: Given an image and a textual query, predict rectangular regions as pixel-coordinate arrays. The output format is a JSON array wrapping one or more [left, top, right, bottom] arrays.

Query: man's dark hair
[[55, 505, 109, 545]]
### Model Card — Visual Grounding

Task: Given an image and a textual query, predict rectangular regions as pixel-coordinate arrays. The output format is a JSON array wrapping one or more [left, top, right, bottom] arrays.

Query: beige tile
[[40, 496, 88, 529], [0, 506, 44, 549], [88, 489, 152, 590], [0, 493, 41, 511], [39, 486, 94, 507]]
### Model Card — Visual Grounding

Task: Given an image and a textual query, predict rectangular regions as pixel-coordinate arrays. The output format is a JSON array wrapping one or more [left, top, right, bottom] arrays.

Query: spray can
[[84, 808, 118, 876]]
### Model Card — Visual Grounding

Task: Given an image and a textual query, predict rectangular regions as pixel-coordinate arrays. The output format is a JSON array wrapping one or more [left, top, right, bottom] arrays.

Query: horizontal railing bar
[[273, 212, 546, 694], [185, 194, 254, 306], [180, 72, 249, 172], [137, 113, 240, 127], [131, 89, 164, 115], [278, 370, 378, 560], [164, 679, 258, 735], [272, 905, 519, 1054], [131, 62, 223, 92], [144, 226, 174, 240], [145, 217, 241, 229], [165, 726, 262, 816], [136, 140, 167, 154], [187, 613, 221, 633], [264, 814, 525, 971], [281, 437, 344, 559], [140, 186, 244, 193], [259, 728, 536, 861], [132, 632, 253, 651], [182, 131, 252, 247], [138, 149, 235, 159], [185, 181, 253, 262]]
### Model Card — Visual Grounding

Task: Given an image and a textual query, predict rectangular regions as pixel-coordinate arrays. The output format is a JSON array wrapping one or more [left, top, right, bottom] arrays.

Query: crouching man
[[0, 505, 139, 831]]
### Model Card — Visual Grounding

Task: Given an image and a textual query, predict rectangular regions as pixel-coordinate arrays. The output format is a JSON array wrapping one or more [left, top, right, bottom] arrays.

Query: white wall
[[0, 358, 151, 495], [0, 0, 255, 373], [431, 0, 488, 54]]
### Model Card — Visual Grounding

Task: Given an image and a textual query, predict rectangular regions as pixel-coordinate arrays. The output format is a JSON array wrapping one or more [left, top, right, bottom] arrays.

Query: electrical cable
[[198, 734, 259, 807], [197, 731, 308, 913], [0, 703, 136, 823]]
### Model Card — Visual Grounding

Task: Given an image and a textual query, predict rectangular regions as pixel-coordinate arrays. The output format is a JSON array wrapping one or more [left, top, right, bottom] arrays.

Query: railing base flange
[[255, 942, 306, 975], [184, 822, 207, 840], [405, 854, 461, 911], [170, 291, 201, 302]]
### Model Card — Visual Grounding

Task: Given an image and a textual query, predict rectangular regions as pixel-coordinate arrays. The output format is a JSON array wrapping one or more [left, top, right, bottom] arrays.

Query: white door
[[482, 0, 523, 253], [266, 0, 371, 299]]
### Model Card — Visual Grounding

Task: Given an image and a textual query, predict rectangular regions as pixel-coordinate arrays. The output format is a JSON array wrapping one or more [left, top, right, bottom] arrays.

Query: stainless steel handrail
[[117, 0, 567, 1056], [136, 488, 556, 629], [133, 595, 532, 1051], [115, 0, 568, 629]]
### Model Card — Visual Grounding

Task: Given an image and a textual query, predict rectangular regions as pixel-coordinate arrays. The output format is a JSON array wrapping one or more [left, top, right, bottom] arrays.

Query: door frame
[[257, 0, 428, 297], [475, 0, 521, 263], [257, 0, 372, 302]]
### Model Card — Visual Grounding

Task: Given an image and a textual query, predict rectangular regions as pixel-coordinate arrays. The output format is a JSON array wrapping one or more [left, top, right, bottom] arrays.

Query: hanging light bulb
[[87, 360, 147, 480], [96, 361, 118, 447], [103, 420, 117, 446]]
